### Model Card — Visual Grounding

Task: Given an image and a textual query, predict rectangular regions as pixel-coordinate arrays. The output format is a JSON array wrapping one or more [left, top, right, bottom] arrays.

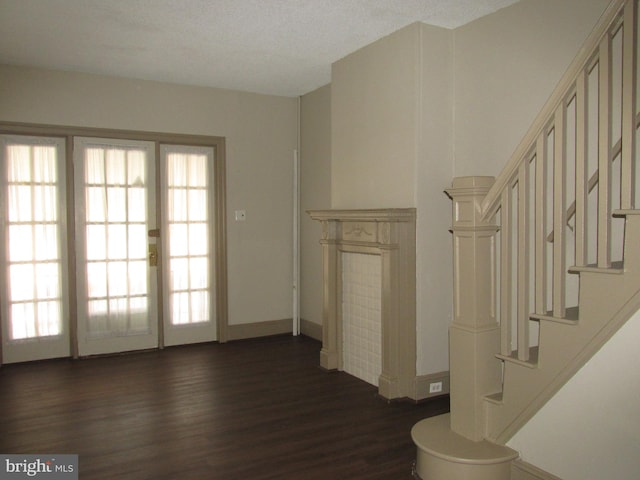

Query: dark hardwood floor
[[0, 335, 449, 479]]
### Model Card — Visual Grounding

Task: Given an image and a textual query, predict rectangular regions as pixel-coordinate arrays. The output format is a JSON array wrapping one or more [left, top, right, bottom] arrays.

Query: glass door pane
[[74, 137, 158, 356], [161, 145, 216, 346], [0, 135, 70, 363]]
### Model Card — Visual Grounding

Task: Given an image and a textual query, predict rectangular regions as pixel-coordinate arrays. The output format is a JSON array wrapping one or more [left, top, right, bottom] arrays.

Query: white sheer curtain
[[80, 143, 150, 337], [165, 149, 210, 325], [2, 140, 64, 341]]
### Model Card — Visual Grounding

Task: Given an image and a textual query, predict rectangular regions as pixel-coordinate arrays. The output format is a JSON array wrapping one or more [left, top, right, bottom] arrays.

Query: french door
[[0, 135, 71, 363], [160, 145, 217, 346], [1, 133, 218, 363], [74, 137, 159, 356]]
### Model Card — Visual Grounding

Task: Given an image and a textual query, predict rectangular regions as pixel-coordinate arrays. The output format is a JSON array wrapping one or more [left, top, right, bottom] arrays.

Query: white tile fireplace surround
[[342, 252, 382, 386], [308, 209, 416, 400]]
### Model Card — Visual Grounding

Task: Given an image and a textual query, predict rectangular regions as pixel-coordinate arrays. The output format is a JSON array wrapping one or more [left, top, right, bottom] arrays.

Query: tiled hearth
[[308, 209, 416, 400]]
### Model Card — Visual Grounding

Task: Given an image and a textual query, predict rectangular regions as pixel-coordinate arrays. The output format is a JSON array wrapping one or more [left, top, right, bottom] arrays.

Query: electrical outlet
[[429, 381, 443, 394]]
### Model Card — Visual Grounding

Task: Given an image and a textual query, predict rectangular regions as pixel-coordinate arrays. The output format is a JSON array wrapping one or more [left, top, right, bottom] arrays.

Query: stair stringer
[[485, 213, 640, 444]]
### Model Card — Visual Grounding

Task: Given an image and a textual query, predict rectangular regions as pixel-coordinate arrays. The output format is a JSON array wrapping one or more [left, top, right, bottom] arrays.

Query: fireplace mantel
[[308, 208, 416, 400]]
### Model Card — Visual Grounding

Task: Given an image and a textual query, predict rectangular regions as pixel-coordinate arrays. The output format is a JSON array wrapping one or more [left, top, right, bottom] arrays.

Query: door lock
[[149, 244, 158, 267]]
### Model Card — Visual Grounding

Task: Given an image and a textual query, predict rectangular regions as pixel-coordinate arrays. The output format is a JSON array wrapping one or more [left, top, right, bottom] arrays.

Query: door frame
[[0, 122, 228, 364]]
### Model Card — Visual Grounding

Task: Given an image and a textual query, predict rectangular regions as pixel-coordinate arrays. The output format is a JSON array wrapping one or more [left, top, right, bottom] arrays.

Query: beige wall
[[453, 0, 611, 177], [300, 84, 331, 327], [329, 23, 454, 377], [331, 23, 420, 209], [320, 0, 616, 391], [508, 309, 640, 480], [416, 23, 454, 375], [0, 64, 298, 327]]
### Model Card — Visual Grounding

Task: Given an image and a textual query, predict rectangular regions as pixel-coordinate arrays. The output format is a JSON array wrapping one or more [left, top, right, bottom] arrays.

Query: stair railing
[[478, 0, 638, 363], [547, 111, 640, 243]]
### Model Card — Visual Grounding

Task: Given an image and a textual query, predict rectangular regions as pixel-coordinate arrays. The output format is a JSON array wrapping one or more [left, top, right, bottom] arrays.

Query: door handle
[[149, 244, 158, 267]]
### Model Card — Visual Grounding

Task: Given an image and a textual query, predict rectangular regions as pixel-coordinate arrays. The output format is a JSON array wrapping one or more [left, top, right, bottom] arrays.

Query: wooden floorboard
[[0, 335, 449, 479]]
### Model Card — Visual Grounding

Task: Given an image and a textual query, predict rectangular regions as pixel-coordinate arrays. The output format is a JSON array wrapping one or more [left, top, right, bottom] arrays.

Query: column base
[[412, 414, 518, 480], [319, 348, 338, 370]]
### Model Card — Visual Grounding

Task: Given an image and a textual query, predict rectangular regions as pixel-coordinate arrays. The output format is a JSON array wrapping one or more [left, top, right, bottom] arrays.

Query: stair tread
[[496, 346, 538, 368], [569, 261, 624, 274], [531, 306, 579, 324], [613, 209, 640, 216]]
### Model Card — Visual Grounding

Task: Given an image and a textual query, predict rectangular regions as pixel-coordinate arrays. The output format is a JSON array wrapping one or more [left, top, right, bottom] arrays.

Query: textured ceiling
[[0, 0, 521, 97]]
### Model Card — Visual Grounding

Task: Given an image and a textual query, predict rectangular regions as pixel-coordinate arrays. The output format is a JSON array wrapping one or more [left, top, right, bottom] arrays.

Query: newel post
[[446, 176, 502, 441]]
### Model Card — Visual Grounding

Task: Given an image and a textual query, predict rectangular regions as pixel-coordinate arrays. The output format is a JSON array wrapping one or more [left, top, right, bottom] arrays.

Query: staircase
[[413, 0, 640, 478], [485, 211, 640, 444]]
